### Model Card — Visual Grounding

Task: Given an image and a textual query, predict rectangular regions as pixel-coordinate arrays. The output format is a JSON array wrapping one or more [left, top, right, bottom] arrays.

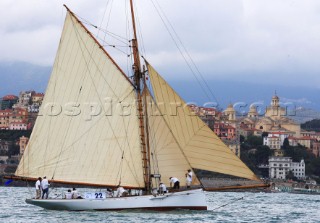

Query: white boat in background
[[5, 1, 265, 211]]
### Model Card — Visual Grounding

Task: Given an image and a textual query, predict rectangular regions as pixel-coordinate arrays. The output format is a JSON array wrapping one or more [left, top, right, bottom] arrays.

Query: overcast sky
[[1, 0, 320, 90]]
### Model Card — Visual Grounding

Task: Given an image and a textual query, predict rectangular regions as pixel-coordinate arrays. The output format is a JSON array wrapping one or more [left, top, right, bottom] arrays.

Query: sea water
[[0, 187, 319, 223]]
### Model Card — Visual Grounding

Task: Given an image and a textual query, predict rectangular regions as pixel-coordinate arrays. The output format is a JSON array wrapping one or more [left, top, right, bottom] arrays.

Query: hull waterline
[[26, 189, 207, 211]]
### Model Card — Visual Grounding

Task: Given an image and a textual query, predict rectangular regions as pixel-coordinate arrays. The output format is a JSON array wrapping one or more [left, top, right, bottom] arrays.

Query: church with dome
[[225, 94, 301, 138], [218, 93, 320, 158]]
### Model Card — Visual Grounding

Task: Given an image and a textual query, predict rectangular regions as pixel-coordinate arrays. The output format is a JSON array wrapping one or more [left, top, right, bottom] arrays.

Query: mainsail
[[146, 63, 259, 181], [15, 12, 145, 188]]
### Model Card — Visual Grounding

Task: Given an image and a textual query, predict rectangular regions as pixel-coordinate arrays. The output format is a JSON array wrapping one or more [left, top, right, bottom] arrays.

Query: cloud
[[1, 0, 320, 88], [281, 97, 313, 105]]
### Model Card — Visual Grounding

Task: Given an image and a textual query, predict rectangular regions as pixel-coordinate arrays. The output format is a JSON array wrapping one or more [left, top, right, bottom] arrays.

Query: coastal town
[[1, 90, 320, 192]]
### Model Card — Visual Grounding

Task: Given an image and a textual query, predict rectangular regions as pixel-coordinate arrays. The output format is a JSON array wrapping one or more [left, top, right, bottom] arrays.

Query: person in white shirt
[[65, 189, 72, 199], [169, 177, 180, 189], [35, 177, 42, 199], [72, 188, 81, 199], [186, 169, 193, 188], [116, 186, 128, 197], [41, 176, 50, 199], [159, 182, 167, 195]]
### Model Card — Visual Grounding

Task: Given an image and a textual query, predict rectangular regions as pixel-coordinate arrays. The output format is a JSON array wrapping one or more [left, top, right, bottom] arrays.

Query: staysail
[[15, 11, 145, 188], [144, 89, 200, 186], [147, 63, 259, 181]]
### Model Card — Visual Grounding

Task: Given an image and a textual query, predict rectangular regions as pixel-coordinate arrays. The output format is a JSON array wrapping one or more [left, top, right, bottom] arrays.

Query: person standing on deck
[[35, 177, 42, 199], [41, 176, 50, 199], [169, 177, 180, 189], [186, 169, 193, 188]]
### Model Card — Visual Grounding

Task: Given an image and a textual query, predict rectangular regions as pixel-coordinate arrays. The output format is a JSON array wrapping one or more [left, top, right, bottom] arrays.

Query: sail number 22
[[84, 192, 106, 199]]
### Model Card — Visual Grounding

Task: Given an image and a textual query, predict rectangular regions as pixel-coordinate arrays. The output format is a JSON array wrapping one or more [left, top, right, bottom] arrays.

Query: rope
[[211, 196, 244, 210], [26, 180, 33, 198], [117, 151, 125, 186], [149, 0, 220, 105]]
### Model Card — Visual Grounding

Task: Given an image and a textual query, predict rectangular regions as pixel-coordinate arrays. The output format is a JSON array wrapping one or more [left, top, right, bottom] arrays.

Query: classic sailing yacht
[[7, 2, 265, 211]]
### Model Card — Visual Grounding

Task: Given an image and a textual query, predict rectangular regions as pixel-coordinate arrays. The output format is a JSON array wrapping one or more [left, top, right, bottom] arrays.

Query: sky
[[1, 0, 320, 109]]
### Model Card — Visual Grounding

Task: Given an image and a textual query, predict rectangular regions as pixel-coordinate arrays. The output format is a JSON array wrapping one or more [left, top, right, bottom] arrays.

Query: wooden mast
[[129, 0, 151, 192]]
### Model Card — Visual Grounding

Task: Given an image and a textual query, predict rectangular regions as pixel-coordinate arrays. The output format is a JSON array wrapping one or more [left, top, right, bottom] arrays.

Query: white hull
[[26, 189, 207, 211]]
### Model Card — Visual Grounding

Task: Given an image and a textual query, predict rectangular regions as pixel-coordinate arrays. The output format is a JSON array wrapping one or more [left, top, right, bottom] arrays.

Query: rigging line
[[96, 0, 112, 39], [75, 14, 130, 45], [103, 44, 130, 48], [132, 0, 147, 59], [144, 86, 195, 177], [96, 36, 131, 53], [125, 0, 133, 79], [153, 0, 219, 105], [98, 29, 130, 45], [124, 0, 133, 80], [147, 116, 157, 176], [149, 0, 214, 103], [211, 196, 244, 211], [144, 92, 158, 176], [148, 110, 160, 176], [70, 18, 142, 187], [116, 151, 125, 185], [102, 44, 131, 56]]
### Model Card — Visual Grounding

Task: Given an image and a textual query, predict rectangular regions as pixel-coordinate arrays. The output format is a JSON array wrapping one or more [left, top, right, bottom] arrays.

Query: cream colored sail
[[15, 12, 144, 187], [147, 63, 259, 181], [144, 89, 200, 187]]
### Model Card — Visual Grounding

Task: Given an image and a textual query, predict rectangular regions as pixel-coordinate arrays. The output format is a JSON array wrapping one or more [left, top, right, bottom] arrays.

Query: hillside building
[[239, 94, 301, 138], [269, 156, 305, 180], [0, 95, 18, 110]]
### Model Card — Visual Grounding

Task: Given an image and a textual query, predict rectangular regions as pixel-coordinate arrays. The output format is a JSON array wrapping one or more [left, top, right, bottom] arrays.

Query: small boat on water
[[5, 1, 266, 211], [291, 188, 320, 195]]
